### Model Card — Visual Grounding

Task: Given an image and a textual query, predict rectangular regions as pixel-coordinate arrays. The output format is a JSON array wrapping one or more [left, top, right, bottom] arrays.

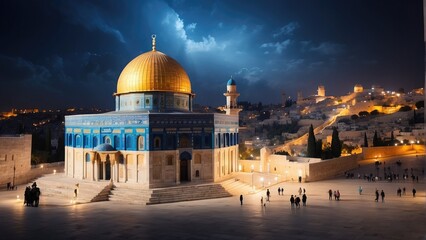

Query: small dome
[[94, 143, 116, 152], [227, 78, 236, 86]]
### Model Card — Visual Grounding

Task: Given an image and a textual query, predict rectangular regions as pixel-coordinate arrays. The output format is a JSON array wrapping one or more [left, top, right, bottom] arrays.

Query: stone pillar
[[176, 157, 180, 184], [102, 162, 106, 180], [92, 161, 95, 181], [124, 158, 127, 182], [115, 161, 119, 183], [95, 160, 99, 181]]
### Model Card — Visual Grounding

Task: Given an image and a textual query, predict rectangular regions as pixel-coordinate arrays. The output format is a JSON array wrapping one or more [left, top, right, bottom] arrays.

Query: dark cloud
[[0, 0, 423, 111]]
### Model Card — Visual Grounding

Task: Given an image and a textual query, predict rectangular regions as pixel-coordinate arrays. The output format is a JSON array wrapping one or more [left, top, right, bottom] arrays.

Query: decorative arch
[[180, 151, 192, 161], [138, 136, 145, 150], [104, 136, 111, 144]]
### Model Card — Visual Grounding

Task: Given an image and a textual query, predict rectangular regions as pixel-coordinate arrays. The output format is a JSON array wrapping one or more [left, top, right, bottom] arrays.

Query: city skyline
[[0, 0, 424, 111]]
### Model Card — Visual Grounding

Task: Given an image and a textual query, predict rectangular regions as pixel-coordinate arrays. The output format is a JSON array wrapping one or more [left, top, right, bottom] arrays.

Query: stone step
[[110, 182, 232, 205]]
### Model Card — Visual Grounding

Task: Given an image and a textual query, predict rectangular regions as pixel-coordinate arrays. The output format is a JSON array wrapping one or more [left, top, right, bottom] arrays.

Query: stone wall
[[0, 135, 32, 187], [307, 154, 361, 181], [362, 145, 425, 159]]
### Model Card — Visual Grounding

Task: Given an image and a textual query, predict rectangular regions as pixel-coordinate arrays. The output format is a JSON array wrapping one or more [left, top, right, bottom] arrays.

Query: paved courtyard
[[0, 154, 425, 240]]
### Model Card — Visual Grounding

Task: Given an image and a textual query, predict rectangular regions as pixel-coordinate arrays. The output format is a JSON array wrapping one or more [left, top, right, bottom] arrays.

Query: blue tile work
[[65, 112, 239, 151]]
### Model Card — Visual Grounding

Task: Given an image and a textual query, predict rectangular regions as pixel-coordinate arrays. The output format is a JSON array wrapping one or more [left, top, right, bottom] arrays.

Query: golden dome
[[116, 49, 191, 95]]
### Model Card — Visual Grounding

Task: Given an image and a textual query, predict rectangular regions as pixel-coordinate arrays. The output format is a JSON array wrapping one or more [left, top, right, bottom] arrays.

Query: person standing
[[381, 190, 385, 202], [375, 189, 379, 202], [359, 186, 363, 195], [302, 193, 307, 206], [266, 189, 270, 201], [240, 195, 243, 205], [295, 196, 301, 208], [290, 195, 295, 208], [328, 189, 332, 200], [277, 188, 281, 196], [298, 187, 302, 195], [412, 188, 416, 197]]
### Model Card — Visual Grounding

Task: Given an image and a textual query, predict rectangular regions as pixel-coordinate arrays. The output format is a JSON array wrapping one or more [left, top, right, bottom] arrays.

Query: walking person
[[240, 195, 243, 205], [295, 196, 301, 208], [336, 190, 340, 201], [266, 189, 270, 201], [359, 186, 363, 195], [302, 193, 307, 206], [328, 189, 333, 200], [290, 195, 295, 208], [375, 189, 379, 202], [412, 188, 416, 197], [278, 188, 281, 196], [381, 190, 385, 202]]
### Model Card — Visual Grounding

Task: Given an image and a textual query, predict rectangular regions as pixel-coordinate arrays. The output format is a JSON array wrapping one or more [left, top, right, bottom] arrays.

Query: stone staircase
[[108, 182, 152, 204], [219, 178, 256, 196], [32, 173, 110, 205], [148, 183, 232, 205], [109, 182, 232, 205]]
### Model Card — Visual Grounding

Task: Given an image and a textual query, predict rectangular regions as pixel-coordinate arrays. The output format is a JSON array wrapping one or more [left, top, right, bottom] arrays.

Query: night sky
[[0, 0, 423, 111]]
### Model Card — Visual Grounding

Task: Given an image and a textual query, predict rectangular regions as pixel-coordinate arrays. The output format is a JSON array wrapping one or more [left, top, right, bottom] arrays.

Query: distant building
[[371, 85, 384, 93], [317, 85, 325, 97], [354, 84, 363, 93]]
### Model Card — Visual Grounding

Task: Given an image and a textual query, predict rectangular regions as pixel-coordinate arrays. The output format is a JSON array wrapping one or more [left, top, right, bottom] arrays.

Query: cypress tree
[[331, 127, 341, 158], [373, 130, 380, 147], [307, 124, 316, 157], [364, 132, 368, 147], [315, 139, 323, 158]]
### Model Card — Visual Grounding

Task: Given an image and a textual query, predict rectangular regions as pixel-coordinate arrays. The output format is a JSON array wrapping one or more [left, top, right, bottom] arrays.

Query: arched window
[[104, 136, 111, 144], [194, 154, 201, 164], [138, 136, 145, 150], [154, 136, 161, 149], [195, 170, 200, 177], [75, 135, 82, 147], [126, 135, 132, 149], [83, 135, 89, 148], [67, 134, 73, 146], [166, 155, 174, 165], [93, 136, 98, 148], [114, 135, 120, 149]]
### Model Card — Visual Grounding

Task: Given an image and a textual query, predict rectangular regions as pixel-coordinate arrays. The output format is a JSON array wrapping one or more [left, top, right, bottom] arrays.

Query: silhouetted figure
[[412, 188, 416, 197], [24, 186, 31, 206], [328, 189, 333, 200], [30, 182, 41, 207], [381, 190, 385, 202], [302, 193, 307, 206], [295, 197, 301, 208], [375, 190, 379, 202], [266, 189, 270, 201], [240, 195, 243, 205], [290, 195, 295, 208]]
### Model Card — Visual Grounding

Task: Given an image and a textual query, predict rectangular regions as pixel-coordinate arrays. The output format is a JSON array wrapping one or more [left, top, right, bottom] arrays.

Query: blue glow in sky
[[0, 0, 423, 111]]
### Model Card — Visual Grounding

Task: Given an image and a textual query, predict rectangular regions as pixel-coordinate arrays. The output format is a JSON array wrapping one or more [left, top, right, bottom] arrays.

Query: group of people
[[24, 182, 41, 207], [328, 189, 341, 200], [289, 193, 307, 208]]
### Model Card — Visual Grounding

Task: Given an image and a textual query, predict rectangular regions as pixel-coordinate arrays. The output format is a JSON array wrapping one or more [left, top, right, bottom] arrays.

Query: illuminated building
[[64, 36, 240, 188]]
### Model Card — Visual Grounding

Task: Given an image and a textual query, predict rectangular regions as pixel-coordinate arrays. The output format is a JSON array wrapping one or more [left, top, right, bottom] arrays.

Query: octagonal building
[[65, 36, 241, 188]]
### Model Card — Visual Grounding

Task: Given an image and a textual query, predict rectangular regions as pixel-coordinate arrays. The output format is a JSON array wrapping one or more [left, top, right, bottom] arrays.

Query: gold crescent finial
[[152, 34, 156, 51]]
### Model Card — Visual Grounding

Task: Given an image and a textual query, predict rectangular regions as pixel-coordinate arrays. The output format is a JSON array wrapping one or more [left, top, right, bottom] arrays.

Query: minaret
[[223, 76, 241, 116]]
